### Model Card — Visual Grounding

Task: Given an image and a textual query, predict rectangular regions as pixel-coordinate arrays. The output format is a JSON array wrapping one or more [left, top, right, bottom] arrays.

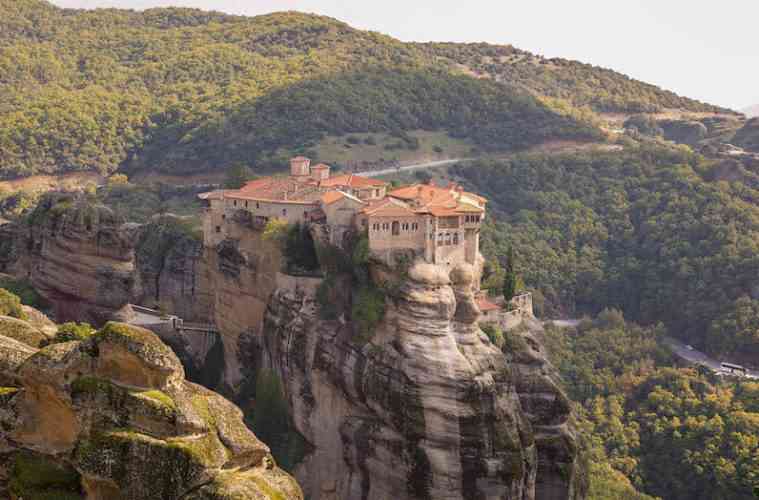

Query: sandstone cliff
[[0, 317, 302, 500], [255, 258, 586, 500], [0, 193, 212, 324]]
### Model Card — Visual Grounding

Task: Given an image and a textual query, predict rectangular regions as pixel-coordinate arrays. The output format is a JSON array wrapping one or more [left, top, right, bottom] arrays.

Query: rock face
[[258, 259, 585, 500], [0, 319, 302, 500], [733, 117, 759, 153], [0, 193, 212, 324]]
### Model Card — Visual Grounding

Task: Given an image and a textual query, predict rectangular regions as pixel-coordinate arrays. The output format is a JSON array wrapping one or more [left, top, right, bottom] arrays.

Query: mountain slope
[[0, 0, 733, 179]]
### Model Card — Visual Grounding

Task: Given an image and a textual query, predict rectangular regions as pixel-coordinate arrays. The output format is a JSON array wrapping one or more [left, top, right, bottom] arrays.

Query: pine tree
[[502, 245, 517, 302]]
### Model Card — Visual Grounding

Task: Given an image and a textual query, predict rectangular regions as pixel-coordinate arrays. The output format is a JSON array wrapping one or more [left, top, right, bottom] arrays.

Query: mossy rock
[[0, 334, 38, 384], [0, 316, 46, 348], [9, 450, 84, 500], [70, 376, 182, 436], [92, 322, 184, 389], [185, 467, 302, 500], [74, 429, 224, 499]]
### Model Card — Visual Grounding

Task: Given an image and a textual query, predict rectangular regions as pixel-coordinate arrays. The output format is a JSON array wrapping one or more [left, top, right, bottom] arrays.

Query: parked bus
[[720, 362, 747, 375]]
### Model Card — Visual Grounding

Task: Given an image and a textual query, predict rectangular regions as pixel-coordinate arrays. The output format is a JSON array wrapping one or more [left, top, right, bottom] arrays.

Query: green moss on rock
[[134, 389, 177, 411], [0, 315, 46, 347], [9, 450, 83, 500]]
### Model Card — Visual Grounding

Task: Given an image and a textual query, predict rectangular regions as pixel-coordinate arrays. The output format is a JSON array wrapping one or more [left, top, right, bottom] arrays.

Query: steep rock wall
[[0, 194, 212, 325], [258, 259, 586, 500]]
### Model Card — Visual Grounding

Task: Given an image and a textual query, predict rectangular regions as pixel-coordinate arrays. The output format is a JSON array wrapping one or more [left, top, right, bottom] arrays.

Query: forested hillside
[[543, 311, 759, 500], [0, 0, 730, 179], [455, 144, 759, 363]]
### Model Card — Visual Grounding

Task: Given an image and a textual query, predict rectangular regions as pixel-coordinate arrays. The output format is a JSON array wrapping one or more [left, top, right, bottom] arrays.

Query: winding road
[[361, 158, 471, 178]]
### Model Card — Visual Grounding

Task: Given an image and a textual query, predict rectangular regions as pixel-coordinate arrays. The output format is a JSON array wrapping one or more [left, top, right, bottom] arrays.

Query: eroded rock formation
[[0, 193, 211, 324], [0, 318, 302, 500], [257, 259, 586, 500]]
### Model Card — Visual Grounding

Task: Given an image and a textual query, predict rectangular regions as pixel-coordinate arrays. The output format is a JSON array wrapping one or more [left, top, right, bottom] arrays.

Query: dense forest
[[543, 311, 759, 500], [0, 0, 732, 179], [455, 144, 759, 363]]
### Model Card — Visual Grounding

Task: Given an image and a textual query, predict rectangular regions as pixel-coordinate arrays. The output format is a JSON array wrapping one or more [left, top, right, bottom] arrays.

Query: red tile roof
[[477, 297, 501, 312], [225, 176, 324, 204], [360, 198, 417, 217], [320, 173, 387, 188], [387, 183, 486, 216]]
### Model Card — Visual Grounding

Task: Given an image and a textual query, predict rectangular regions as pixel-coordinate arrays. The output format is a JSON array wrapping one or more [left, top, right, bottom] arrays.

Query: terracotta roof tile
[[320, 173, 387, 188], [477, 297, 501, 312]]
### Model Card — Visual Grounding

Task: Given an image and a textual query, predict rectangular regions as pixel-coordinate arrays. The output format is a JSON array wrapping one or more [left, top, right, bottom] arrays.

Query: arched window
[[392, 221, 400, 236], [437, 233, 444, 246], [453, 233, 459, 245], [282, 208, 287, 216], [233, 200, 237, 207], [256, 202, 260, 209], [445, 233, 452, 245]]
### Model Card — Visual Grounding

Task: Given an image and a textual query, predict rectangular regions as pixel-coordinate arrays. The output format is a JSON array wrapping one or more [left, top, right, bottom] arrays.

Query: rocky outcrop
[[733, 117, 759, 153], [0, 194, 212, 325], [0, 319, 302, 500], [258, 259, 585, 499]]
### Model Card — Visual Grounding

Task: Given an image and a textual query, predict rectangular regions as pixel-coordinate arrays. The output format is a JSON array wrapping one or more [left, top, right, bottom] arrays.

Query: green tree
[[502, 245, 518, 302], [223, 164, 254, 189]]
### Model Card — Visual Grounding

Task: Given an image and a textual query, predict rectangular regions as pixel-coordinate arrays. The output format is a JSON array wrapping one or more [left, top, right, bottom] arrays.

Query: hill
[[452, 144, 759, 365], [742, 104, 759, 117], [0, 0, 733, 180]]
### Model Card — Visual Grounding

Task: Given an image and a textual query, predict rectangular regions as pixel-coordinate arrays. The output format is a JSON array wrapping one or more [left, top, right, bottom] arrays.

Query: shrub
[[52, 322, 96, 343], [0, 278, 44, 309], [0, 288, 27, 320], [351, 285, 386, 344], [346, 135, 362, 145], [433, 145, 444, 153], [481, 324, 505, 348], [106, 173, 129, 186], [364, 135, 377, 146], [262, 218, 288, 243], [223, 164, 255, 189], [316, 275, 339, 320]]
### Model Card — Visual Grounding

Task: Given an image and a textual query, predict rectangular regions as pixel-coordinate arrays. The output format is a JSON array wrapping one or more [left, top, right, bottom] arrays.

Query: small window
[[222, 214, 226, 220], [437, 233, 444, 246], [256, 202, 260, 209], [233, 200, 237, 207], [282, 208, 287, 216], [453, 233, 459, 245], [445, 233, 452, 246], [245, 201, 249, 208], [215, 226, 221, 233]]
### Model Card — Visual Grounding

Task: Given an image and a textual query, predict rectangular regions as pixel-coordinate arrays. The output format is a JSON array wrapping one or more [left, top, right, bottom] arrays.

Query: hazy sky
[[51, 0, 757, 111]]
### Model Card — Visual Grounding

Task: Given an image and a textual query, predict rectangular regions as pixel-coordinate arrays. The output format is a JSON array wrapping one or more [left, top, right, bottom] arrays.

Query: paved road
[[545, 319, 581, 328], [361, 158, 471, 178], [664, 336, 759, 379]]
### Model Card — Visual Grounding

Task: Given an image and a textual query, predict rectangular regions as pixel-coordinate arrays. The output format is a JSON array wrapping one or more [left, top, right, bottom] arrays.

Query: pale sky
[[50, 0, 757, 111]]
